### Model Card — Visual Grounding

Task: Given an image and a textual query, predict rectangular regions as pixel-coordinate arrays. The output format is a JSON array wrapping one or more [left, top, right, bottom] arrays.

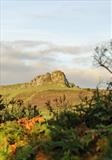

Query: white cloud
[[0, 41, 111, 87], [65, 68, 111, 88]]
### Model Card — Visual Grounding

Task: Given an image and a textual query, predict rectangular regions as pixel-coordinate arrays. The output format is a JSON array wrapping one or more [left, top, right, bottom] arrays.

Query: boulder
[[31, 70, 70, 87]]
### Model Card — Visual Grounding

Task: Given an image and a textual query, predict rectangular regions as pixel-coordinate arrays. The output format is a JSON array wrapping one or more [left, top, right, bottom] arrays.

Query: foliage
[[14, 144, 33, 160], [0, 82, 112, 160], [0, 97, 40, 122], [84, 86, 112, 128]]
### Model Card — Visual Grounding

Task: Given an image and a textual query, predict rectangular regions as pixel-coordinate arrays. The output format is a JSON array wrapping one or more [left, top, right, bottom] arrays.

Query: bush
[[0, 97, 40, 122], [84, 86, 112, 128]]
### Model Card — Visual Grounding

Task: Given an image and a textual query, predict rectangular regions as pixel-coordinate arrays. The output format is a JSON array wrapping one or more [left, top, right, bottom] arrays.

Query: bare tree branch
[[94, 41, 112, 74]]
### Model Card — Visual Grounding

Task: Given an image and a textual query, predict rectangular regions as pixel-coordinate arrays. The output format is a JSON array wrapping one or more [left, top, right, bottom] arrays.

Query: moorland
[[0, 69, 112, 160]]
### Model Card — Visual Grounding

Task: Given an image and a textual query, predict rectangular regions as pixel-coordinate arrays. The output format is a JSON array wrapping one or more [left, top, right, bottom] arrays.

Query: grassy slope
[[0, 83, 93, 109]]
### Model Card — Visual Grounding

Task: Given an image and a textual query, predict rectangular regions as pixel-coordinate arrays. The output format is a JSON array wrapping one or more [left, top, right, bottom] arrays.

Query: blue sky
[[0, 0, 111, 87], [1, 0, 111, 45]]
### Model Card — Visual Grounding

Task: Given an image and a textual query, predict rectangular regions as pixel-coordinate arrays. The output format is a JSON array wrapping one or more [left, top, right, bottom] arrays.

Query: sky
[[0, 0, 111, 88]]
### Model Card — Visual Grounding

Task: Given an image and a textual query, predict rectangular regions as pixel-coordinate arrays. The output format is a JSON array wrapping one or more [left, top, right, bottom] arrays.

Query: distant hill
[[30, 70, 73, 87], [0, 70, 93, 109], [0, 70, 76, 88]]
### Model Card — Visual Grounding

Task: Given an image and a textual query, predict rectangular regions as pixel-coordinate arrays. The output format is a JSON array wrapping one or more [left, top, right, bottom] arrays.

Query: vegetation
[[0, 41, 112, 159], [0, 81, 111, 160]]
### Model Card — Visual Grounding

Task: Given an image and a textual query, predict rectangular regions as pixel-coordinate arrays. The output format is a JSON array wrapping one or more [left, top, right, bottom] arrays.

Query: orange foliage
[[35, 150, 51, 160], [9, 144, 17, 155], [18, 116, 45, 130]]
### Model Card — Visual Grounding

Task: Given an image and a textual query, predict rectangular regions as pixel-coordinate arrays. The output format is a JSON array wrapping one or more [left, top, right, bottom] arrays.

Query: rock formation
[[31, 70, 70, 87]]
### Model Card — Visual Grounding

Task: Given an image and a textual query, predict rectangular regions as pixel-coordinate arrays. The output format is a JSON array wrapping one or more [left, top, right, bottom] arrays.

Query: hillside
[[0, 70, 92, 108], [0, 71, 111, 160]]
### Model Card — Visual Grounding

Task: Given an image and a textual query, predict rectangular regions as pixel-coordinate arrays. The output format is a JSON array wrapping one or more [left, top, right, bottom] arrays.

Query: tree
[[94, 40, 112, 74], [0, 95, 5, 110]]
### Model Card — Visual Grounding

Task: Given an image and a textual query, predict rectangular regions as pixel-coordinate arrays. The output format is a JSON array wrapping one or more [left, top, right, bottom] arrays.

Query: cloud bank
[[0, 41, 110, 88]]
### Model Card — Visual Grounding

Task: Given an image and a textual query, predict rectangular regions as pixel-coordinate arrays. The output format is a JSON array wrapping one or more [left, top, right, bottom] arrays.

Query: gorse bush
[[84, 85, 112, 128], [73, 83, 112, 128], [0, 83, 112, 160], [0, 94, 5, 110], [0, 97, 40, 122], [42, 84, 112, 159]]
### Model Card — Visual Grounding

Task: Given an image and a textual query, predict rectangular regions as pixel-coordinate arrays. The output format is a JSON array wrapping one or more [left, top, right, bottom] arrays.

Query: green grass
[[0, 82, 92, 114], [0, 83, 81, 101]]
